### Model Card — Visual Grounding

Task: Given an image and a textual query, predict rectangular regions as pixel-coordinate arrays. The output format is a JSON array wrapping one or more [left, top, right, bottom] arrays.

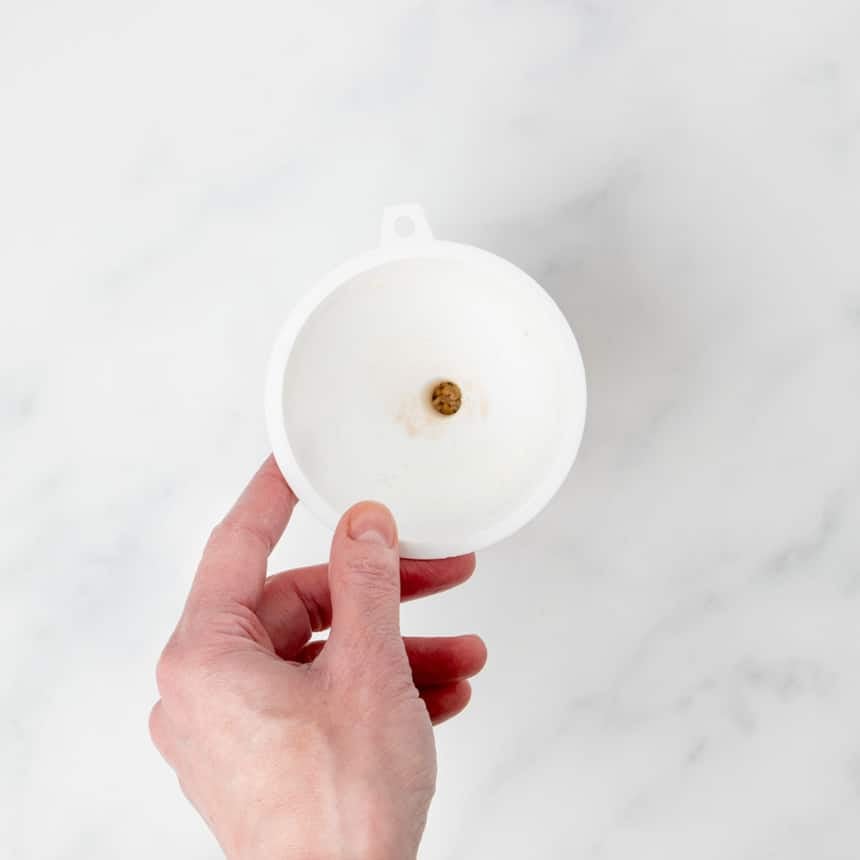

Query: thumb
[[326, 501, 406, 668]]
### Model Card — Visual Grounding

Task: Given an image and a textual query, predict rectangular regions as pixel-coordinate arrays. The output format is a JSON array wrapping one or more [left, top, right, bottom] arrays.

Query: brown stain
[[394, 403, 419, 438], [394, 377, 491, 438], [450, 377, 489, 421], [395, 397, 433, 439], [430, 380, 462, 415]]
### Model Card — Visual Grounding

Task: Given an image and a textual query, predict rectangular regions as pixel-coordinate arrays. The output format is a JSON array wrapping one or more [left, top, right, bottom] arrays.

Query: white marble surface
[[3, 1, 860, 857]]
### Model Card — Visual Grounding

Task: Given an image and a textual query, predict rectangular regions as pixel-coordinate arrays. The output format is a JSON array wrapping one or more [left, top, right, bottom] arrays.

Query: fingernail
[[349, 503, 396, 546]]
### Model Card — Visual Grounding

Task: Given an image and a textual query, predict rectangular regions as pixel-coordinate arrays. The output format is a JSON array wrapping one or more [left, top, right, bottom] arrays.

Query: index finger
[[186, 455, 297, 614]]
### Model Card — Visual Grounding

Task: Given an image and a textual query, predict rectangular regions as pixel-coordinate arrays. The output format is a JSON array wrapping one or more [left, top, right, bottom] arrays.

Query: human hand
[[149, 456, 486, 860]]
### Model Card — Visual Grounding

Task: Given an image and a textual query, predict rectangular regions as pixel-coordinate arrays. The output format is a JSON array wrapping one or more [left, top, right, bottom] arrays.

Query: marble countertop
[[3, 2, 860, 858]]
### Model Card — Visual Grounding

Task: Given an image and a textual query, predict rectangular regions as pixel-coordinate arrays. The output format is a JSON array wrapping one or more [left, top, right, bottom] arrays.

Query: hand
[[149, 456, 486, 860]]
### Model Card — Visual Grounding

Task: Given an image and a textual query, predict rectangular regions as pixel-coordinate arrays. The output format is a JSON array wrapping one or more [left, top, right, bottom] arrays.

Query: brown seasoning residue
[[430, 380, 462, 416]]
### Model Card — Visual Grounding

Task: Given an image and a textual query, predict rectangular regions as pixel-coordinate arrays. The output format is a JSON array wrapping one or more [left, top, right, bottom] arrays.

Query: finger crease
[[222, 519, 273, 554], [291, 578, 327, 632]]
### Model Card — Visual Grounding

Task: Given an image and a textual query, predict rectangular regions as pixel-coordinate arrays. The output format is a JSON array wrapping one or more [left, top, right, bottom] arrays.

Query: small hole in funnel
[[394, 215, 415, 237]]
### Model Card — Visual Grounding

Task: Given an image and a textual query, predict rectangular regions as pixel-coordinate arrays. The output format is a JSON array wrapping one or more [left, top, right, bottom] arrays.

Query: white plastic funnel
[[266, 205, 586, 559]]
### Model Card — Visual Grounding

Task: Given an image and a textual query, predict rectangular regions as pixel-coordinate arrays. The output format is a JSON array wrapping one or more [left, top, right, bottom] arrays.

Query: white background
[[2, 2, 860, 858]]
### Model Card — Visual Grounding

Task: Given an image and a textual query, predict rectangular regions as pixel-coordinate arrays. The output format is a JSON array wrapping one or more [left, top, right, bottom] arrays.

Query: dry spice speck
[[431, 381, 462, 416]]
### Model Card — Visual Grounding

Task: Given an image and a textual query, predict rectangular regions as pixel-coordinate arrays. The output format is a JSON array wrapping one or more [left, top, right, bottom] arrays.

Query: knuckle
[[155, 644, 189, 697], [344, 551, 395, 580], [207, 520, 235, 551], [207, 519, 228, 544], [210, 517, 269, 553], [215, 602, 272, 649], [206, 523, 222, 548], [148, 702, 164, 745], [148, 702, 176, 766], [205, 520, 234, 554]]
